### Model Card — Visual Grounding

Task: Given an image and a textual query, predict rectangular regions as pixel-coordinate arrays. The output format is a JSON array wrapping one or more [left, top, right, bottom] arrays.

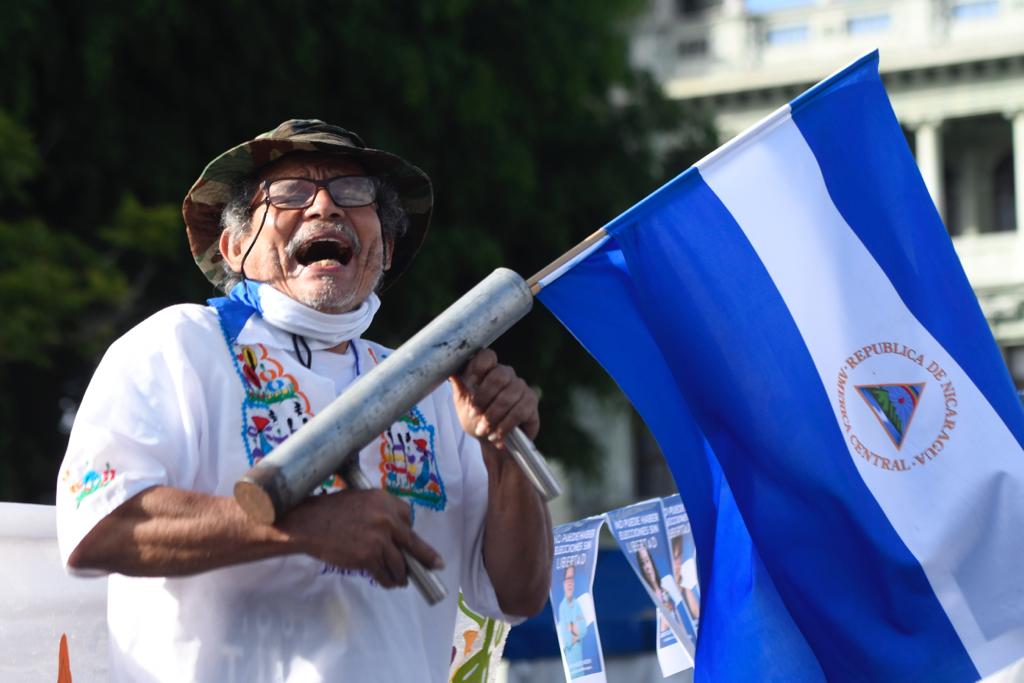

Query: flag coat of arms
[[538, 51, 1024, 682]]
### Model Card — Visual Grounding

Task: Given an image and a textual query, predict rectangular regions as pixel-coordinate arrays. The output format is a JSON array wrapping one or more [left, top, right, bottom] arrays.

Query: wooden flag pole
[[526, 228, 608, 295]]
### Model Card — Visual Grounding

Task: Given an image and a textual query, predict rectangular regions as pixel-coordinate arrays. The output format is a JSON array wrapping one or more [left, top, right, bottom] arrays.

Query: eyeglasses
[[252, 176, 377, 210]]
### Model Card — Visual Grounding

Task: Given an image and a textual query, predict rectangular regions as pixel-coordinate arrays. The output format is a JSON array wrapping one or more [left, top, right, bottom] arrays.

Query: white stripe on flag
[[697, 111, 1024, 676]]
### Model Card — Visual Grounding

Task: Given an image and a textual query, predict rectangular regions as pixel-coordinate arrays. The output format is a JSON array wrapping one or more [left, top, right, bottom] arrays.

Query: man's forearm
[[67, 486, 297, 576], [482, 443, 554, 617], [68, 483, 443, 586]]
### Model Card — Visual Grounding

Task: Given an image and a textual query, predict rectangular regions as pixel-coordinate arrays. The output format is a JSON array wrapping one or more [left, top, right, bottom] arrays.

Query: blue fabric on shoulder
[[207, 281, 263, 345]]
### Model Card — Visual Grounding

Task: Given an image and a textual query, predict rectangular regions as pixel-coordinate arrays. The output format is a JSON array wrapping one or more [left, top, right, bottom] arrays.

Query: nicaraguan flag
[[537, 51, 1024, 682]]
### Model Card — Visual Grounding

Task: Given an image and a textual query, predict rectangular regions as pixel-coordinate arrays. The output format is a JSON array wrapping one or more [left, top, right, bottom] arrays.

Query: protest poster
[[654, 495, 701, 675], [550, 516, 607, 682], [661, 494, 701, 642], [606, 498, 694, 674]]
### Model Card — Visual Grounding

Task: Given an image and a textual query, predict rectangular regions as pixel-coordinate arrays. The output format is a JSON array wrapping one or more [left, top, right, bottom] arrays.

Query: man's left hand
[[453, 348, 551, 618], [451, 349, 539, 446]]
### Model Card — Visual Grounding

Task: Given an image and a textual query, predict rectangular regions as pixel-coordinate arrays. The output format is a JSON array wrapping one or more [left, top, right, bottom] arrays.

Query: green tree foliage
[[0, 0, 716, 502]]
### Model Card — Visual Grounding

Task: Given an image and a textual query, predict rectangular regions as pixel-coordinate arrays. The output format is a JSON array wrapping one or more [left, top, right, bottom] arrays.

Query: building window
[[902, 126, 916, 157], [995, 153, 1017, 233], [766, 24, 809, 46], [951, 0, 999, 20], [749, 0, 814, 12], [944, 165, 960, 236], [847, 13, 891, 35], [1003, 346, 1024, 391], [675, 0, 717, 16], [678, 38, 709, 57]]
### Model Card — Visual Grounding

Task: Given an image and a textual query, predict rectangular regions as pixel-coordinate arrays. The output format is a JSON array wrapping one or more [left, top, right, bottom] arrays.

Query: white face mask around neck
[[254, 282, 380, 350]]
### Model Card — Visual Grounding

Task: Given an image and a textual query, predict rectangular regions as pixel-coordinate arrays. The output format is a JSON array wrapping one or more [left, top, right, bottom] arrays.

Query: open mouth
[[295, 239, 354, 267]]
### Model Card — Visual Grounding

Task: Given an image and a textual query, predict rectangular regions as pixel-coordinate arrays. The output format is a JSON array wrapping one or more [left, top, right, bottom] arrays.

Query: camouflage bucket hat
[[182, 119, 432, 291]]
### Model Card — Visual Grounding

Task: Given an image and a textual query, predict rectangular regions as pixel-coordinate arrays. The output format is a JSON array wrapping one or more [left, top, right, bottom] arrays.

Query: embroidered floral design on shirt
[[232, 343, 315, 467], [63, 463, 116, 508], [379, 407, 447, 511]]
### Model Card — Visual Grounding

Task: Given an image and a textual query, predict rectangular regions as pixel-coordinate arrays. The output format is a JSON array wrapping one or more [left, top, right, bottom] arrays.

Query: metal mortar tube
[[233, 266, 557, 520]]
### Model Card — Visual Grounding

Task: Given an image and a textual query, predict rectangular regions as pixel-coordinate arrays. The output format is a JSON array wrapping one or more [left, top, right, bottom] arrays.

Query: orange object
[[57, 633, 72, 683], [462, 629, 478, 656]]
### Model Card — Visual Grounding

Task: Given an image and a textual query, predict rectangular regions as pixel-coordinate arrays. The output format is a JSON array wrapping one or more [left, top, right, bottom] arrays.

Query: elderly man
[[56, 120, 553, 682]]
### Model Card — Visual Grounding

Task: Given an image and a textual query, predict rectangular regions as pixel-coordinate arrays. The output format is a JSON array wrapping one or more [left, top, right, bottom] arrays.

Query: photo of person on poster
[[636, 546, 682, 631], [672, 533, 701, 629], [551, 557, 604, 680], [558, 564, 588, 671]]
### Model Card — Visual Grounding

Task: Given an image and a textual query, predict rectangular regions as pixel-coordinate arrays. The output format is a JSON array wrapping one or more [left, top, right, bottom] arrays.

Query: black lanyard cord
[[292, 333, 313, 369]]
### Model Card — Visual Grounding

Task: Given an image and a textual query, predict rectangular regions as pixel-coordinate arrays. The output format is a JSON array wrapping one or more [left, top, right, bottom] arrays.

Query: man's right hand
[[66, 485, 441, 588], [279, 489, 443, 589]]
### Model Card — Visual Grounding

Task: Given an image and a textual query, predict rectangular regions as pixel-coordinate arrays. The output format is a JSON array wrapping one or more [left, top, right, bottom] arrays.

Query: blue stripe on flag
[[790, 52, 1024, 450], [539, 238, 824, 682]]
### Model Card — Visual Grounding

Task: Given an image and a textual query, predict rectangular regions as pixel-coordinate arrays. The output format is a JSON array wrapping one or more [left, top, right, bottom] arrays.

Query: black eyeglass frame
[[250, 175, 378, 211]]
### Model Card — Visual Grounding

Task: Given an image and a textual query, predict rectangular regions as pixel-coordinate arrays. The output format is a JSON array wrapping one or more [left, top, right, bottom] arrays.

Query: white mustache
[[284, 221, 362, 259]]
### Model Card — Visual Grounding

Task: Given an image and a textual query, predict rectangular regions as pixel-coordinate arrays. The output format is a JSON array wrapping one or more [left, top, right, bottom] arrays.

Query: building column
[[1012, 110, 1024, 233], [915, 120, 945, 220]]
